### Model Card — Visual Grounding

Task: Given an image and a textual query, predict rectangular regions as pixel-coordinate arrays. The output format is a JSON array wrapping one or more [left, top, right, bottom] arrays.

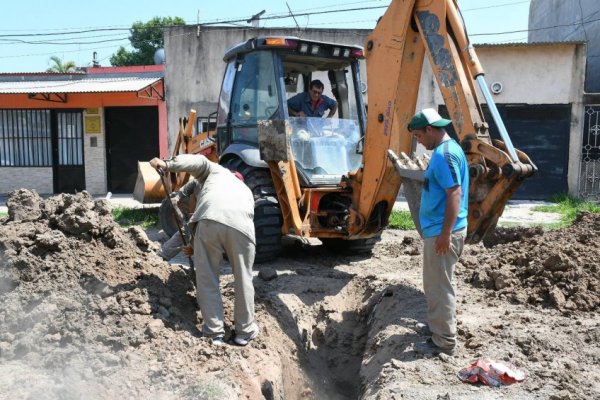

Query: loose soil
[[0, 189, 598, 399]]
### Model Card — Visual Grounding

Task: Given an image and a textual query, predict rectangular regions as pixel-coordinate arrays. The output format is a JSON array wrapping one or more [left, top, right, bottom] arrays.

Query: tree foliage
[[110, 16, 185, 66], [46, 56, 77, 73]]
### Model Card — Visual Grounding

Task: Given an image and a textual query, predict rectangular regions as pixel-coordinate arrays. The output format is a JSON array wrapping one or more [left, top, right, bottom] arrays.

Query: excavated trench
[[256, 264, 377, 399]]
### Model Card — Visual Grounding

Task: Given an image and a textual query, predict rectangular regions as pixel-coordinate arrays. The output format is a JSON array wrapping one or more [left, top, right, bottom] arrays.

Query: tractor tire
[[159, 197, 178, 237], [321, 235, 382, 255], [222, 158, 283, 263]]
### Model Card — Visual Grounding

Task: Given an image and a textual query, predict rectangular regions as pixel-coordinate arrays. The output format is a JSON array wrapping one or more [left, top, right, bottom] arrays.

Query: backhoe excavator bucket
[[133, 161, 165, 203], [388, 150, 425, 237]]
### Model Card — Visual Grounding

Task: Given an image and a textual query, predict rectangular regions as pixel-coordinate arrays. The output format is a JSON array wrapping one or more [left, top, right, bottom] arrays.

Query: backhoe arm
[[356, 0, 536, 242]]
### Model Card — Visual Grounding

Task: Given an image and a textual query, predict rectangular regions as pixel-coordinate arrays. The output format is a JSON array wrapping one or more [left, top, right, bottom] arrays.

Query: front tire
[[321, 235, 382, 255], [222, 158, 282, 263]]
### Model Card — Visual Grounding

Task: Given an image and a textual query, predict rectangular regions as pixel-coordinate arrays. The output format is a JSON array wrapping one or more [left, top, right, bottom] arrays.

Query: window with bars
[[0, 109, 52, 167], [0, 109, 84, 167]]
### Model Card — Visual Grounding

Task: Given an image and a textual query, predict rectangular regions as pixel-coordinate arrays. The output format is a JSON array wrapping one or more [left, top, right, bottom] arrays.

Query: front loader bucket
[[133, 161, 165, 203], [387, 150, 425, 237]]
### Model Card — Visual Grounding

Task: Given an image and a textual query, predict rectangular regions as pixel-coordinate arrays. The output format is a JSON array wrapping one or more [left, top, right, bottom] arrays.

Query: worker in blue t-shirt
[[287, 79, 338, 118], [407, 108, 469, 358]]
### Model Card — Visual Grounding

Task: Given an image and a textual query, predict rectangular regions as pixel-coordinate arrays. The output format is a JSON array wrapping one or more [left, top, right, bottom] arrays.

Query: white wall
[[415, 43, 584, 107]]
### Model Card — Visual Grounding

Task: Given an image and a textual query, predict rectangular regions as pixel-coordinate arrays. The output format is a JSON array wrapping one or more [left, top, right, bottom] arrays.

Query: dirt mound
[[481, 225, 545, 247], [0, 189, 273, 399], [461, 212, 600, 312]]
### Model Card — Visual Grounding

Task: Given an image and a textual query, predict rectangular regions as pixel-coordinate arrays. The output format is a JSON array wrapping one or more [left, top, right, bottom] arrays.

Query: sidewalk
[[392, 198, 561, 225], [0, 193, 560, 226]]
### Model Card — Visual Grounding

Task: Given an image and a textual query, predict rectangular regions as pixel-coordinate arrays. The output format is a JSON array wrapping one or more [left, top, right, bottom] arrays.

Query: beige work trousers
[[192, 220, 258, 338], [422, 228, 466, 350]]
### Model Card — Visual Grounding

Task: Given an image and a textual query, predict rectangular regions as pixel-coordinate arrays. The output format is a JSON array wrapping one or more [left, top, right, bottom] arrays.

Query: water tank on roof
[[154, 48, 165, 65]]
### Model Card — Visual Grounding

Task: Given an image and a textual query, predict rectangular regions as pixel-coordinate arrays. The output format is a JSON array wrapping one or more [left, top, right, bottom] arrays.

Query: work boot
[[233, 329, 259, 346], [414, 322, 431, 336], [414, 338, 455, 356], [210, 335, 225, 346]]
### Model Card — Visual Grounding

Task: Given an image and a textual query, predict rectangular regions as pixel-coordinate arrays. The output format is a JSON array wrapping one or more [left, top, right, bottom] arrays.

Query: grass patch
[[112, 207, 159, 229], [0, 211, 7, 219], [388, 210, 416, 230], [532, 193, 600, 228]]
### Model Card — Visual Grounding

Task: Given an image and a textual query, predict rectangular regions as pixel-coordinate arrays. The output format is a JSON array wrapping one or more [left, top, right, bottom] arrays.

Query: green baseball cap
[[407, 108, 452, 131]]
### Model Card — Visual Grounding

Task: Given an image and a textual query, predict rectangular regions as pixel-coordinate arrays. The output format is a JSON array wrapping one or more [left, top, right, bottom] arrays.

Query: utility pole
[[247, 10, 266, 28]]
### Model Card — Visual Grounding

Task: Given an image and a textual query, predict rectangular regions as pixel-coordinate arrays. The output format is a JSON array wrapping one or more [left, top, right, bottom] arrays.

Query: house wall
[[528, 0, 599, 93], [0, 168, 53, 194], [0, 88, 167, 195]]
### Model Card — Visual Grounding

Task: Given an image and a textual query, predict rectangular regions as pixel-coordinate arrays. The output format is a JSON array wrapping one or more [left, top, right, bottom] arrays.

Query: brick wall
[[0, 168, 53, 194], [83, 108, 107, 195]]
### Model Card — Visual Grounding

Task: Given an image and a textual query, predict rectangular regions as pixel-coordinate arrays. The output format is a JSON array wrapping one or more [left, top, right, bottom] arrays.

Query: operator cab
[[216, 36, 367, 186]]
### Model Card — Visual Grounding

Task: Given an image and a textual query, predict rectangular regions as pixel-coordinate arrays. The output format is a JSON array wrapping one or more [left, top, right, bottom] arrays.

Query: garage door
[[440, 104, 570, 200]]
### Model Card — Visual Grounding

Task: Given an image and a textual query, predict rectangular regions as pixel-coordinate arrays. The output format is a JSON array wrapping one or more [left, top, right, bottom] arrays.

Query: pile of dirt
[[461, 212, 600, 312], [0, 189, 282, 399]]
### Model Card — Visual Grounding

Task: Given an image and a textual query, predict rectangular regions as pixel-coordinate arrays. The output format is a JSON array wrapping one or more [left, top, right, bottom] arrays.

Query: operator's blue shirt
[[420, 139, 469, 238], [287, 92, 336, 117]]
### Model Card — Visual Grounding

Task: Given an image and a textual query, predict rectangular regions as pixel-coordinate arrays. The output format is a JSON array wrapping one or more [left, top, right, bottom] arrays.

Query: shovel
[[156, 167, 196, 283]]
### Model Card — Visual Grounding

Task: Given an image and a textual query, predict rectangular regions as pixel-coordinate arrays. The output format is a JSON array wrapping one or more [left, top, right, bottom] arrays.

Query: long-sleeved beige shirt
[[166, 154, 255, 244]]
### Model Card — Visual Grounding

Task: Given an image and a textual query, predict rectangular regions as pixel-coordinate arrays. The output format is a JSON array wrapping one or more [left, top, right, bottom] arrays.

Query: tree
[[46, 56, 77, 73], [110, 16, 185, 66]]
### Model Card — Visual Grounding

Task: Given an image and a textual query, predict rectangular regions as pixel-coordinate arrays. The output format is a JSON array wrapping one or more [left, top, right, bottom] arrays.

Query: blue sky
[[0, 0, 530, 73]]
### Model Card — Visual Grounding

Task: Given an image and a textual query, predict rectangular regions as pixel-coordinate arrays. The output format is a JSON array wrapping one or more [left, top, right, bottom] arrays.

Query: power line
[[0, 28, 129, 38], [0, 32, 127, 43], [192, 0, 384, 25], [197, 5, 389, 26], [472, 14, 600, 37], [0, 2, 535, 41], [3, 1, 596, 63], [3, 37, 130, 46], [462, 0, 530, 12]]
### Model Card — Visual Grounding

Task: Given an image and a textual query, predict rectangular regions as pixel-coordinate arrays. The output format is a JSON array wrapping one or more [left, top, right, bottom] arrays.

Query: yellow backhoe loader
[[136, 0, 536, 263]]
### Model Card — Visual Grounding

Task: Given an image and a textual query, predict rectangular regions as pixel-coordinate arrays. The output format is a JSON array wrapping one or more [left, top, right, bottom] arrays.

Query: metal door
[[53, 110, 85, 194], [440, 104, 570, 200], [579, 105, 600, 199], [105, 106, 159, 193]]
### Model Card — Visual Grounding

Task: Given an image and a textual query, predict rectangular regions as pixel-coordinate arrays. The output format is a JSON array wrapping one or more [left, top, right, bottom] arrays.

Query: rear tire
[[222, 158, 282, 263], [321, 235, 382, 255]]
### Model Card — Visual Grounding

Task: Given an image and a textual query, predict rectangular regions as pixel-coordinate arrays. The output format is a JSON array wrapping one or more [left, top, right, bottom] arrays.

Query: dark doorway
[[440, 104, 570, 200], [105, 106, 159, 193], [53, 110, 85, 194]]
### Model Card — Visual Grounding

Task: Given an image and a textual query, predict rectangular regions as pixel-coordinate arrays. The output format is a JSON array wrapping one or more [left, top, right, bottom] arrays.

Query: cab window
[[230, 51, 280, 143]]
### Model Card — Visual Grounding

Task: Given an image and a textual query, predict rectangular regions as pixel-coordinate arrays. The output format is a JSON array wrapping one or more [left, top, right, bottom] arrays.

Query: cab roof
[[223, 36, 364, 62]]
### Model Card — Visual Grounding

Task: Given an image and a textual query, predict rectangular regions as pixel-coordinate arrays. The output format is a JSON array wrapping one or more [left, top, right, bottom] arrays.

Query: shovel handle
[[155, 165, 196, 275]]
